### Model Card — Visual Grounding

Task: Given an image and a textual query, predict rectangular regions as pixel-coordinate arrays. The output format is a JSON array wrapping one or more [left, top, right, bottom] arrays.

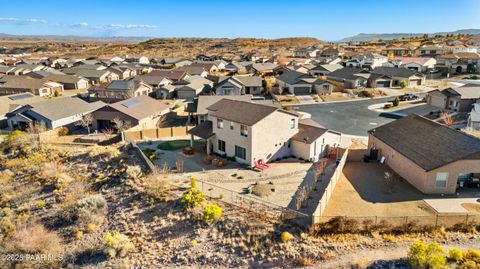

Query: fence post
[[435, 215, 439, 229], [374, 216, 378, 226], [465, 214, 469, 225], [405, 216, 408, 226]]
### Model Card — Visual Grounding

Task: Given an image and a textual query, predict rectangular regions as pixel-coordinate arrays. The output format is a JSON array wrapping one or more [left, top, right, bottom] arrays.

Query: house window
[[230, 122, 234, 130], [218, 140, 225, 152], [290, 119, 295, 129], [435, 172, 448, 188], [235, 145, 246, 160], [240, 124, 248, 137], [217, 119, 224, 129]]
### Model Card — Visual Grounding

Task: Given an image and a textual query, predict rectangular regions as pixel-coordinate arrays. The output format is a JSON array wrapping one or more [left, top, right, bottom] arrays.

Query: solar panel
[[8, 93, 34, 101], [122, 99, 140, 108]]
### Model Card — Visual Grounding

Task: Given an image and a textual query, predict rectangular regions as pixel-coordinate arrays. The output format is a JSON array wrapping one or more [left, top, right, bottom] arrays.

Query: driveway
[[296, 97, 398, 136]]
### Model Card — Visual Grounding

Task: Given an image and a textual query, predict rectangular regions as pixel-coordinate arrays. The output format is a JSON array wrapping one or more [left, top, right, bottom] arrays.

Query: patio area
[[323, 162, 436, 217]]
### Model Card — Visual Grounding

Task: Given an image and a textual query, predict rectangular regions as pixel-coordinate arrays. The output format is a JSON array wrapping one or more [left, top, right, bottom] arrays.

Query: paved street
[[296, 97, 399, 136]]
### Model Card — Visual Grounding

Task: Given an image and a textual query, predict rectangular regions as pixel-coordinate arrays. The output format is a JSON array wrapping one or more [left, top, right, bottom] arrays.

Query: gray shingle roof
[[327, 67, 370, 81], [207, 99, 282, 126], [291, 118, 329, 144], [28, 97, 105, 121], [370, 114, 480, 171], [372, 67, 419, 78]]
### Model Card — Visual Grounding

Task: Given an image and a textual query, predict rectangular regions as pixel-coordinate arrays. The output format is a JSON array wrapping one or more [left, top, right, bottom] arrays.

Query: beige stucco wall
[[211, 110, 299, 165], [368, 134, 480, 194]]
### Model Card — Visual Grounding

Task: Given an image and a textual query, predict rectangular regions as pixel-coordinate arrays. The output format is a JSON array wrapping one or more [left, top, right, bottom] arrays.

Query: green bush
[[399, 81, 407, 88], [181, 188, 205, 209], [449, 248, 463, 263], [392, 97, 400, 107], [407, 241, 446, 269], [202, 204, 222, 224], [384, 103, 393, 109]]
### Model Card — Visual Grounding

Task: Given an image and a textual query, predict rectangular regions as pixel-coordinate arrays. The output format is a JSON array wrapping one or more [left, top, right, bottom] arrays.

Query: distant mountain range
[[338, 29, 480, 43], [0, 33, 152, 43]]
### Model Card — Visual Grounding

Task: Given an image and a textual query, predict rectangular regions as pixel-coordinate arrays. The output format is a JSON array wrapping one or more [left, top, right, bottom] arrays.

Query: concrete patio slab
[[423, 198, 480, 214]]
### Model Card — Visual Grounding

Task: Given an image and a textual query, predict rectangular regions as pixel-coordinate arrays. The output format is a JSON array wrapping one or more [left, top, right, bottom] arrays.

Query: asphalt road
[[296, 97, 400, 137]]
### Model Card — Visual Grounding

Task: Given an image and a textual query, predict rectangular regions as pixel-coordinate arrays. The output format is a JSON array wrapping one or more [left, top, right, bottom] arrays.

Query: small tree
[[440, 112, 453, 127], [399, 81, 407, 89], [392, 97, 400, 107], [111, 117, 130, 133], [78, 114, 94, 134]]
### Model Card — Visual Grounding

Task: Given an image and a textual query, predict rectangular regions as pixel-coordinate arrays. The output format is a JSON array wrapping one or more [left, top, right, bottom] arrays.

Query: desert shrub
[[202, 204, 222, 224], [57, 127, 69, 136], [296, 257, 313, 266], [87, 145, 120, 158], [0, 171, 12, 187], [392, 97, 400, 107], [361, 90, 375, 98], [181, 188, 205, 209], [384, 103, 393, 109], [104, 231, 134, 258], [75, 194, 107, 224], [10, 223, 63, 255], [449, 248, 463, 263], [143, 174, 171, 201], [399, 81, 407, 88], [281, 231, 294, 243], [191, 177, 197, 189], [407, 241, 446, 269], [314, 216, 360, 234], [124, 165, 142, 181], [191, 239, 197, 247], [382, 234, 396, 242], [463, 260, 477, 269], [464, 249, 480, 264], [36, 200, 46, 208], [86, 223, 97, 233]]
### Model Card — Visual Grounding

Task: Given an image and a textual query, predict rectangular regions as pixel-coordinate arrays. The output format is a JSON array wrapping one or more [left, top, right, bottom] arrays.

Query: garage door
[[293, 86, 311, 95], [376, 80, 390, 87], [428, 95, 446, 108], [409, 79, 422, 86]]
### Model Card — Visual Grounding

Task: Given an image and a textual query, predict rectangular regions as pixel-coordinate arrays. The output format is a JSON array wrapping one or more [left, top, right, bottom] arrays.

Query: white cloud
[[69, 22, 157, 31], [0, 17, 47, 24]]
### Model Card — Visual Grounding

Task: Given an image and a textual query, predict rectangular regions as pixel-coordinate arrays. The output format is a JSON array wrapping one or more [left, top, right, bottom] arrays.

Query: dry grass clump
[[296, 257, 313, 266], [87, 145, 120, 159], [251, 183, 275, 197], [104, 231, 134, 258], [75, 194, 107, 226], [143, 174, 172, 202]]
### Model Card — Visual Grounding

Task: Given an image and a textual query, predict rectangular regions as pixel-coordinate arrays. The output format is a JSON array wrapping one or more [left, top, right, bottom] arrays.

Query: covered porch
[[187, 121, 214, 155]]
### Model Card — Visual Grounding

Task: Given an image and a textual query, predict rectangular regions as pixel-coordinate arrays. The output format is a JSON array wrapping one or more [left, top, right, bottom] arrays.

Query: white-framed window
[[240, 124, 248, 137], [217, 118, 224, 129], [235, 145, 246, 160], [290, 118, 295, 129], [435, 172, 448, 188], [230, 122, 234, 130], [218, 139, 225, 152]]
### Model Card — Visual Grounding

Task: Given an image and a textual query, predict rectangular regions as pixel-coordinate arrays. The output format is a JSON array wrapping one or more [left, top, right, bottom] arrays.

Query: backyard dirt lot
[[323, 162, 436, 217]]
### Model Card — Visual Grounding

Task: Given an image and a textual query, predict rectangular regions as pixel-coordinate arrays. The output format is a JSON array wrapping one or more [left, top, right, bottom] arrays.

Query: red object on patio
[[253, 160, 264, 171], [258, 159, 270, 168]]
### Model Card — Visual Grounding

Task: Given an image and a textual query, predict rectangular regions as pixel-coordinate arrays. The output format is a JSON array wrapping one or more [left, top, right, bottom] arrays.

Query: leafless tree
[[78, 114, 94, 134], [112, 117, 130, 133], [295, 186, 307, 210], [440, 112, 454, 127]]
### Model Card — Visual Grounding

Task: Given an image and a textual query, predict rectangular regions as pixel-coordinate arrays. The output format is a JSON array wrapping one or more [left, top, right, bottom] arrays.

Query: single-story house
[[92, 95, 171, 131], [0, 93, 46, 129], [215, 76, 263, 95], [146, 70, 190, 82], [44, 74, 90, 90], [177, 65, 209, 77], [309, 63, 343, 76], [426, 84, 480, 112], [370, 67, 425, 87], [89, 80, 153, 103], [368, 114, 480, 194], [276, 70, 334, 95], [0, 75, 64, 96], [176, 76, 214, 100], [382, 57, 437, 73], [326, 67, 370, 89], [6, 96, 105, 130], [73, 69, 119, 84]]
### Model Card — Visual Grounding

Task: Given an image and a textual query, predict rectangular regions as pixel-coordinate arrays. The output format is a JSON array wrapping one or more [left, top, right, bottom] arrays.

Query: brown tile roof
[[146, 70, 188, 81], [370, 114, 480, 171], [207, 99, 280, 126]]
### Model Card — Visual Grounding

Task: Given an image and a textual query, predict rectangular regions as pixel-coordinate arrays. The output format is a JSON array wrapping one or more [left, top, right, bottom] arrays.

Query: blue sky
[[0, 0, 479, 40]]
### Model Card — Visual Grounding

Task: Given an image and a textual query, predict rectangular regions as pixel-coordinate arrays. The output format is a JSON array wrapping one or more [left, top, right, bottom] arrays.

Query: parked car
[[399, 93, 418, 101]]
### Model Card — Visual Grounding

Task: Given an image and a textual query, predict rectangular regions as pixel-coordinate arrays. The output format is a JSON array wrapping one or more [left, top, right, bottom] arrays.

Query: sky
[[0, 0, 479, 41]]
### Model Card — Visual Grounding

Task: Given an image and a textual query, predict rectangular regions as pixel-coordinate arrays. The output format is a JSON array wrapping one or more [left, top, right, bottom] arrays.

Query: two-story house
[[188, 99, 341, 166], [215, 76, 263, 95]]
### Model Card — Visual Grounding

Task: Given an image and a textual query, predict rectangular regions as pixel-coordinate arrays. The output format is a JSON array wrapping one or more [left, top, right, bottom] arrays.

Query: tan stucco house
[[188, 99, 341, 166], [368, 115, 480, 194]]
